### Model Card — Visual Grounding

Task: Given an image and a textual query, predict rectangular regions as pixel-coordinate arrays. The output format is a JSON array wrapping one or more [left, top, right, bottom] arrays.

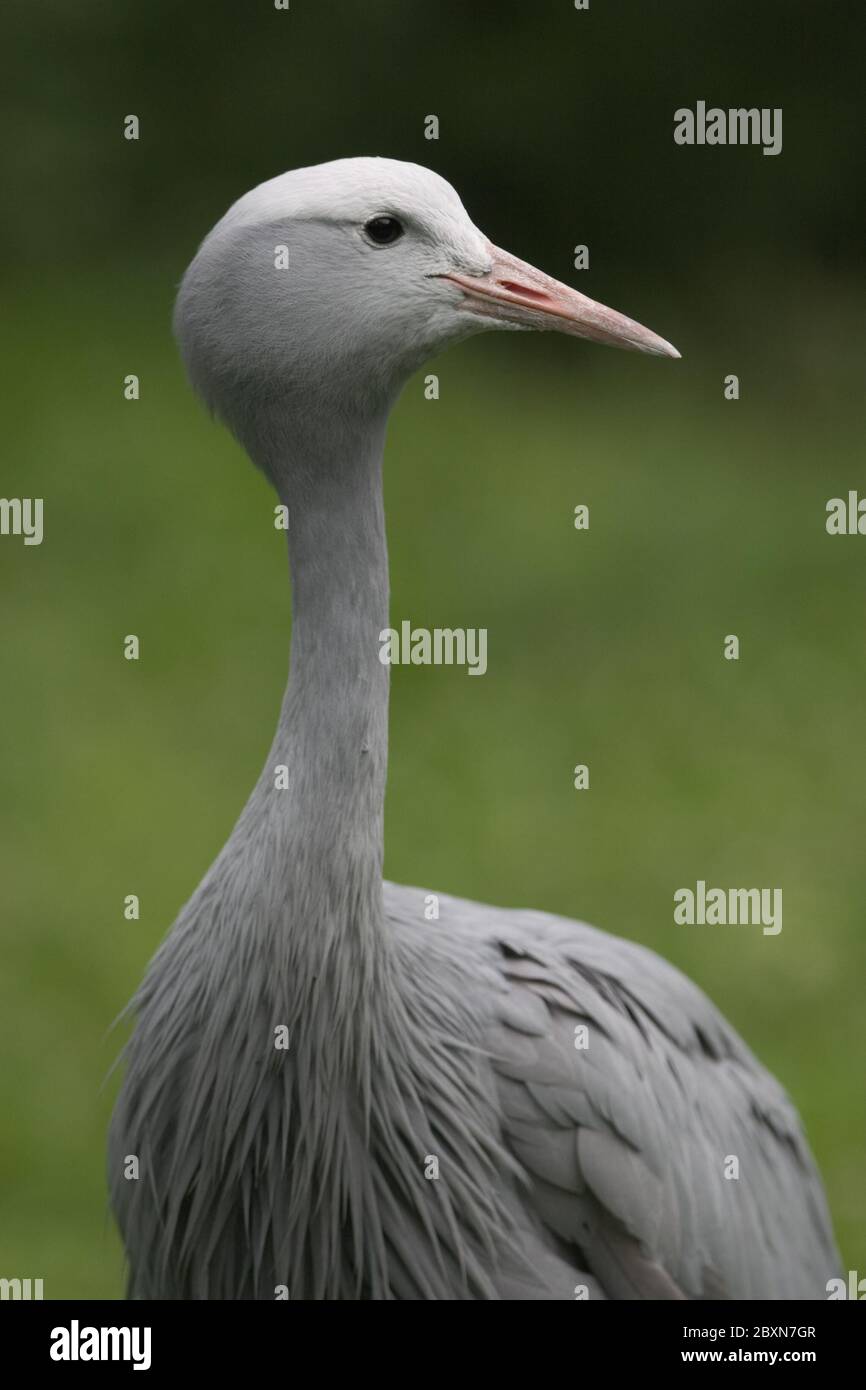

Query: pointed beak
[[441, 241, 680, 359]]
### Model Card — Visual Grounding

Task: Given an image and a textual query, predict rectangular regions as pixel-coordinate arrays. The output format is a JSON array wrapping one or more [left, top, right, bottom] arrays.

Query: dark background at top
[[4, 0, 864, 288]]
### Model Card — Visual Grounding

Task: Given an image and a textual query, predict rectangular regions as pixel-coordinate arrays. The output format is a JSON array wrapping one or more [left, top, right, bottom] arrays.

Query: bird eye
[[364, 215, 405, 246]]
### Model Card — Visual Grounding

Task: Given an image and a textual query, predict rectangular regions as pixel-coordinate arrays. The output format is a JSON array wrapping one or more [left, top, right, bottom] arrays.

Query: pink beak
[[442, 241, 680, 359]]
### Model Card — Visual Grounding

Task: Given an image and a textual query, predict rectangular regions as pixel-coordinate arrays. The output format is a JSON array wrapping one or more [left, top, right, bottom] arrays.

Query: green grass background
[[1, 265, 864, 1296]]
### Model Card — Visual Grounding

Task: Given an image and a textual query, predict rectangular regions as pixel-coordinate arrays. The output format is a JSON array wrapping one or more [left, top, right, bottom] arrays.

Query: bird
[[108, 156, 839, 1300]]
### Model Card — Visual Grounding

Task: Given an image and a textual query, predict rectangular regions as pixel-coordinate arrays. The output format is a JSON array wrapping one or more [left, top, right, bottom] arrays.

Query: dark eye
[[364, 215, 404, 245]]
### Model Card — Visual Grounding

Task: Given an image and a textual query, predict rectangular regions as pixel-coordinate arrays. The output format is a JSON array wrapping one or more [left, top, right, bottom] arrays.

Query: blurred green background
[[1, 0, 864, 1297]]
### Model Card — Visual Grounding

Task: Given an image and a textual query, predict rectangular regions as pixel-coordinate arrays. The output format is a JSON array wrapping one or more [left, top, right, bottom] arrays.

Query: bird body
[[109, 158, 839, 1299]]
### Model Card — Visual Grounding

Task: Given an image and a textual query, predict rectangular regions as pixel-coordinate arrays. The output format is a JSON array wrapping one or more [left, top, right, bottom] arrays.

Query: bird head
[[174, 157, 678, 439]]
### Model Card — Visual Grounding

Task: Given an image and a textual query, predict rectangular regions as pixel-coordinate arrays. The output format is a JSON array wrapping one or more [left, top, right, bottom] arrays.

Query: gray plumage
[[108, 158, 839, 1300]]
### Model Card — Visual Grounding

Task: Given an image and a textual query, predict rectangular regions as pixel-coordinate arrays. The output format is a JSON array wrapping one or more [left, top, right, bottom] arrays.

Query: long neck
[[234, 404, 395, 1020], [182, 405, 519, 1299], [276, 410, 391, 859]]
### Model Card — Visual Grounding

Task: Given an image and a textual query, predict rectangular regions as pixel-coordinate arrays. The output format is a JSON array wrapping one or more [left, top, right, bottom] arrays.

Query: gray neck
[[234, 403, 394, 1011], [276, 409, 390, 854], [176, 403, 521, 1298]]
